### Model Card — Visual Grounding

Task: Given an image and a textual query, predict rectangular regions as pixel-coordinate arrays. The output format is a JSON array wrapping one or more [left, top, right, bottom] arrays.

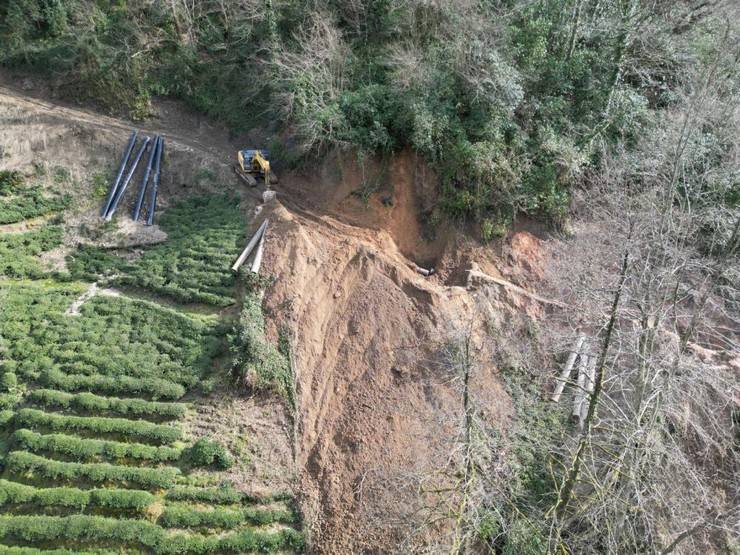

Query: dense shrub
[[164, 486, 242, 504], [40, 370, 185, 401], [16, 409, 182, 445], [158, 504, 295, 529], [0, 185, 70, 224], [5, 451, 181, 490], [184, 439, 232, 470], [0, 226, 63, 279], [13, 429, 182, 463], [0, 170, 24, 194], [0, 514, 304, 553], [230, 294, 292, 401], [27, 389, 187, 420], [0, 373, 17, 392], [0, 479, 154, 512], [1, 285, 220, 390]]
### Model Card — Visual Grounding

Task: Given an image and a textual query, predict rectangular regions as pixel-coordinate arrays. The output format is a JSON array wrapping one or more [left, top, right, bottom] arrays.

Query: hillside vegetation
[[2, 0, 736, 234], [0, 182, 304, 553]]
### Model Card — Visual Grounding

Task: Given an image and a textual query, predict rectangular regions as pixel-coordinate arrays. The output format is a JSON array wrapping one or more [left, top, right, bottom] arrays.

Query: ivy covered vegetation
[[67, 195, 246, 306], [0, 195, 303, 552]]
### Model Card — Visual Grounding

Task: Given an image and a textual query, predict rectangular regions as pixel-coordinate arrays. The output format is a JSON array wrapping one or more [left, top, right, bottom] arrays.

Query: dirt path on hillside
[[0, 75, 561, 553]]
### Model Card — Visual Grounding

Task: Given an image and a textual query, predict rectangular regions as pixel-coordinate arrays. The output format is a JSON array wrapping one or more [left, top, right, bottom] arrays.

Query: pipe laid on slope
[[250, 224, 267, 274], [105, 136, 151, 221], [146, 136, 164, 226], [132, 134, 159, 221], [101, 130, 137, 218], [231, 219, 268, 272]]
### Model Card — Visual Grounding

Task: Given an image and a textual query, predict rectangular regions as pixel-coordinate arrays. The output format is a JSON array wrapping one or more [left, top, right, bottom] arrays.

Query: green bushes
[[158, 505, 243, 529], [0, 515, 304, 553], [67, 196, 247, 306], [0, 171, 24, 194], [184, 439, 232, 470], [158, 505, 295, 529], [0, 373, 17, 392], [164, 486, 242, 504], [0, 515, 163, 551], [16, 409, 182, 445], [0, 479, 154, 512], [5, 451, 180, 490], [27, 389, 187, 420], [0, 185, 70, 225], [230, 293, 293, 401], [0, 226, 63, 279], [13, 429, 182, 463], [40, 370, 185, 401], [2, 284, 220, 391]]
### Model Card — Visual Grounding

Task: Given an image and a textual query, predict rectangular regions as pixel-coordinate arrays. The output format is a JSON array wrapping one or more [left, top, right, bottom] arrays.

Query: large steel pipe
[[105, 136, 151, 221], [146, 137, 164, 226], [132, 134, 159, 221], [101, 130, 137, 217]]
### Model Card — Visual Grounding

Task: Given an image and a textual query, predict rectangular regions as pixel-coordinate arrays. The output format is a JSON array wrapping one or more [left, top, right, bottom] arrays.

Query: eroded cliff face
[[261, 152, 552, 553]]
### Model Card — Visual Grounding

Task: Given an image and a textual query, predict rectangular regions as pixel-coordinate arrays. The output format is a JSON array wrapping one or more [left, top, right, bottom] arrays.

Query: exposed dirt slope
[[260, 154, 556, 552], [1, 74, 559, 553]]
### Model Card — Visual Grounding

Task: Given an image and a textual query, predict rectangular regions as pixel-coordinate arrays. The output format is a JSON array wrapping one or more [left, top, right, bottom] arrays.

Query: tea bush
[[164, 485, 242, 504], [68, 195, 247, 306], [27, 389, 187, 420], [0, 226, 63, 279], [13, 429, 182, 463], [158, 504, 295, 529], [39, 370, 185, 401], [0, 479, 154, 512], [184, 438, 232, 470], [15, 409, 182, 445], [0, 185, 70, 225], [5, 451, 181, 490], [0, 514, 304, 553]]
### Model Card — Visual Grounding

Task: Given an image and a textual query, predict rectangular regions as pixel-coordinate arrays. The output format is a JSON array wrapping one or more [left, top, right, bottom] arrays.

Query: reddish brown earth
[[261, 153, 556, 552]]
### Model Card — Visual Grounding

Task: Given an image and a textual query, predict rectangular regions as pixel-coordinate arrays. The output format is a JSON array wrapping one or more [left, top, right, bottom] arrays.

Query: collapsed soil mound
[[261, 156, 554, 552]]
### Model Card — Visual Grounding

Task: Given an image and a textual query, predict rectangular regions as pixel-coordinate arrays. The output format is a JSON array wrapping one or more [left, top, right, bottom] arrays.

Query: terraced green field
[[0, 184, 303, 553], [67, 195, 246, 306]]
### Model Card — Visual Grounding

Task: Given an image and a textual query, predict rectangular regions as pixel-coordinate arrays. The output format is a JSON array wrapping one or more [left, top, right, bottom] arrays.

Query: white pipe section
[[550, 334, 586, 402], [250, 227, 266, 274], [231, 219, 268, 272]]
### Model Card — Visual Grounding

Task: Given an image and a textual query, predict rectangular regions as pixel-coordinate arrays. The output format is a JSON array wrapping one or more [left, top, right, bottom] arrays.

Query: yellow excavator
[[235, 149, 277, 187]]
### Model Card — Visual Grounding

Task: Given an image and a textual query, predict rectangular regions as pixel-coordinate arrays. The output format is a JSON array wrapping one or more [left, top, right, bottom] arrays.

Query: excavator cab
[[236, 149, 276, 187]]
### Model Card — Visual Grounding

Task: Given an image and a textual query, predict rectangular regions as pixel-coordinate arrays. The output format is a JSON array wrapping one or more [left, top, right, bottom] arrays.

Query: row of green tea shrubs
[[38, 369, 185, 401], [5, 451, 180, 490], [0, 170, 70, 225], [0, 479, 153, 513], [0, 226, 63, 279], [67, 195, 247, 306], [165, 486, 293, 506], [2, 286, 223, 391], [13, 429, 182, 464], [15, 408, 181, 445], [158, 505, 295, 529], [28, 389, 186, 420], [0, 515, 304, 553]]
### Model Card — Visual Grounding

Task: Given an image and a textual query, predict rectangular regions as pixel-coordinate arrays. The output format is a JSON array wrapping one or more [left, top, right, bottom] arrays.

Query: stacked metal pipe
[[100, 131, 165, 223]]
